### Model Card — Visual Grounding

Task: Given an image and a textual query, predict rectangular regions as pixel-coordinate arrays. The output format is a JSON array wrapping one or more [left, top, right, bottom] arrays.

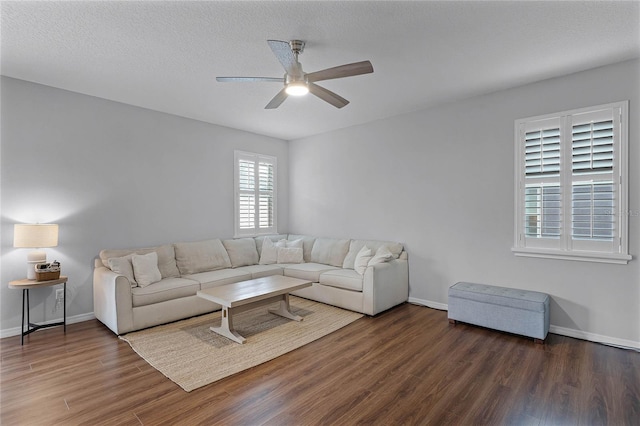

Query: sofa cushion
[[277, 247, 304, 264], [259, 238, 286, 265], [100, 244, 180, 279], [235, 264, 284, 279], [342, 240, 403, 269], [287, 234, 316, 262], [107, 254, 137, 286], [368, 246, 394, 266], [131, 252, 162, 287], [319, 269, 364, 292], [222, 238, 259, 268], [283, 263, 340, 282], [131, 277, 200, 307], [254, 234, 288, 256], [354, 246, 373, 275], [310, 238, 350, 267], [184, 268, 252, 290], [174, 239, 232, 275]]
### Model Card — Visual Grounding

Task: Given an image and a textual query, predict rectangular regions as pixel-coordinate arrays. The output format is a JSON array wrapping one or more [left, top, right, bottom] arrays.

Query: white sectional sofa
[[93, 234, 409, 334]]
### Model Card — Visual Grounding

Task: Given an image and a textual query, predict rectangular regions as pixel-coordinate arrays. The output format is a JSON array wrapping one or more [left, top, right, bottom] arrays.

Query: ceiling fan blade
[[216, 77, 283, 83], [306, 60, 374, 83], [265, 88, 288, 109], [267, 40, 300, 75], [308, 83, 349, 108]]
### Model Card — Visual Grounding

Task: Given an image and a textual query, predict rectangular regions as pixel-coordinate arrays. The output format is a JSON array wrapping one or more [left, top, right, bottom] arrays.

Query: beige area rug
[[120, 297, 363, 392]]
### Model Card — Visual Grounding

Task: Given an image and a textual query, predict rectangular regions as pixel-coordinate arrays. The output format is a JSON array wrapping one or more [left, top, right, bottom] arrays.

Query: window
[[234, 151, 277, 237], [513, 101, 630, 264]]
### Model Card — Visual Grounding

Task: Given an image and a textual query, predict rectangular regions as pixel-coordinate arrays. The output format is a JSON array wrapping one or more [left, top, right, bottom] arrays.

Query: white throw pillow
[[354, 246, 373, 275], [277, 247, 304, 264], [286, 238, 304, 249], [131, 252, 162, 287], [259, 238, 286, 265], [368, 246, 394, 266], [108, 254, 137, 287]]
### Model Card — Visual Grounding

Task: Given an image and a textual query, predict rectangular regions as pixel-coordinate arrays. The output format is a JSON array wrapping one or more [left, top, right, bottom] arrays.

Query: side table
[[8, 276, 68, 345]]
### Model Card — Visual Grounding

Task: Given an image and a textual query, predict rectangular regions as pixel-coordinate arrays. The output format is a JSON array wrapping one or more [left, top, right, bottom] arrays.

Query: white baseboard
[[0, 312, 96, 339], [549, 324, 640, 351], [407, 297, 640, 350], [408, 296, 448, 311]]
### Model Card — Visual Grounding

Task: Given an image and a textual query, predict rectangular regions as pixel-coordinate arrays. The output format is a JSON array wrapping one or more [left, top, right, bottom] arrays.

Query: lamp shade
[[13, 224, 59, 248]]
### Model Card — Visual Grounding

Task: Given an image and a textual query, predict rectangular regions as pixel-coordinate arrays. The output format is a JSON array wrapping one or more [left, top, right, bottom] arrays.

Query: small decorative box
[[35, 270, 61, 281], [35, 261, 61, 281]]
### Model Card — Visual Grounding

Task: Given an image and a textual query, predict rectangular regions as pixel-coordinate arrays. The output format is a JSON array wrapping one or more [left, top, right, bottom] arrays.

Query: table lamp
[[13, 224, 59, 280]]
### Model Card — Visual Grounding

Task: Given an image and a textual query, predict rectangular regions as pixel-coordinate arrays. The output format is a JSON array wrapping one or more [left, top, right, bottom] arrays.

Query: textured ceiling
[[2, 1, 639, 140]]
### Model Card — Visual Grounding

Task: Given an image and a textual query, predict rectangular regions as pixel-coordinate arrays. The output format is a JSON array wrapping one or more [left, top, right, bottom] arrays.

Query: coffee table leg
[[210, 307, 246, 344], [269, 294, 304, 321]]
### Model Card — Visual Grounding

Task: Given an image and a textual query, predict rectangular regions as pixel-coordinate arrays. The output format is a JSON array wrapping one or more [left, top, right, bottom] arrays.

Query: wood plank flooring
[[1, 302, 639, 425]]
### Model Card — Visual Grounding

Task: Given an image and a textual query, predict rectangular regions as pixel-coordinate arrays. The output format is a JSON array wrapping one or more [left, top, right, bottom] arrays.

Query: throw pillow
[[277, 247, 304, 264], [107, 254, 137, 287], [287, 234, 316, 262], [259, 238, 286, 265], [354, 246, 373, 275], [368, 246, 394, 266], [131, 252, 162, 287], [286, 238, 304, 249]]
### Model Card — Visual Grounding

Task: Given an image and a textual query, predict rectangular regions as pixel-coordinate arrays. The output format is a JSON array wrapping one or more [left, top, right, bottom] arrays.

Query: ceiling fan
[[216, 40, 374, 109]]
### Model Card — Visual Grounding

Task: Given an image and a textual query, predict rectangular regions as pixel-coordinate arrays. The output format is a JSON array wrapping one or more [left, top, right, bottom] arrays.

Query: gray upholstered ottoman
[[448, 282, 549, 343]]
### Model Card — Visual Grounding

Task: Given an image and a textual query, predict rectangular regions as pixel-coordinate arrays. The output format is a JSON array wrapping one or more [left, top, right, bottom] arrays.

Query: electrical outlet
[[53, 288, 65, 313]]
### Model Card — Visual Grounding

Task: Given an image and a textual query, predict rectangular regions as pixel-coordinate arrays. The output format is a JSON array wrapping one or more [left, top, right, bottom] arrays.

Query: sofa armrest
[[93, 266, 134, 334], [362, 258, 409, 315]]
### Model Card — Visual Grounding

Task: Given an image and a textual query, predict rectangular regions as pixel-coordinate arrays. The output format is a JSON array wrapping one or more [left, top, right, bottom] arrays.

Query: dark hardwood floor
[[1, 302, 638, 425]]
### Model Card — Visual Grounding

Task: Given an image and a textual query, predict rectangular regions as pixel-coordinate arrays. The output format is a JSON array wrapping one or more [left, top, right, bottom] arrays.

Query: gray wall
[[2, 60, 638, 347], [289, 59, 640, 347], [0, 77, 289, 335]]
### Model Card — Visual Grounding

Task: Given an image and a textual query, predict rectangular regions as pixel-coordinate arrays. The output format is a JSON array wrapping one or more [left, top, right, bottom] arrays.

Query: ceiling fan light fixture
[[285, 81, 309, 96]]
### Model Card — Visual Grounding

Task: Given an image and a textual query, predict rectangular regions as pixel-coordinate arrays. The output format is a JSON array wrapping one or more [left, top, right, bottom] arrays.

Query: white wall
[[289, 59, 640, 348], [0, 77, 289, 335]]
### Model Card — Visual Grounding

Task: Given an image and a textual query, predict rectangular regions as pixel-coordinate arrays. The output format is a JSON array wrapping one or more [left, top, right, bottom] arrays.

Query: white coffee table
[[196, 275, 312, 344]]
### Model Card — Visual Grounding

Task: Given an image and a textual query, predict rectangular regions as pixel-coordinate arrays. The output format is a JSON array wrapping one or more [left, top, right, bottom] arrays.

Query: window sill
[[512, 247, 632, 264]]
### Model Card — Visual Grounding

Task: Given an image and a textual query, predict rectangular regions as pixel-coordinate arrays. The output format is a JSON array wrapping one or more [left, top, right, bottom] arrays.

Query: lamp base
[[26, 250, 46, 280]]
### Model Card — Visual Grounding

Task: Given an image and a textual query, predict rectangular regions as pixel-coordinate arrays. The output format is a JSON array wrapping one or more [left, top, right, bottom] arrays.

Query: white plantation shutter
[[514, 101, 629, 263], [238, 159, 256, 230], [258, 161, 275, 229], [524, 185, 561, 238], [569, 109, 617, 252], [525, 128, 561, 177], [572, 120, 614, 173], [520, 117, 562, 249], [571, 182, 615, 241], [234, 151, 277, 236]]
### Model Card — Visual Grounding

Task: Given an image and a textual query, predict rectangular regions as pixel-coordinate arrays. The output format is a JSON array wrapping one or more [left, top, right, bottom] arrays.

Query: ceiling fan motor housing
[[289, 40, 305, 55]]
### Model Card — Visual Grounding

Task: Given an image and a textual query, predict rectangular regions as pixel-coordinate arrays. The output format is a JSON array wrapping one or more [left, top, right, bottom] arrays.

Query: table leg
[[21, 289, 27, 345], [63, 282, 67, 333], [210, 307, 246, 344], [268, 294, 304, 321]]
